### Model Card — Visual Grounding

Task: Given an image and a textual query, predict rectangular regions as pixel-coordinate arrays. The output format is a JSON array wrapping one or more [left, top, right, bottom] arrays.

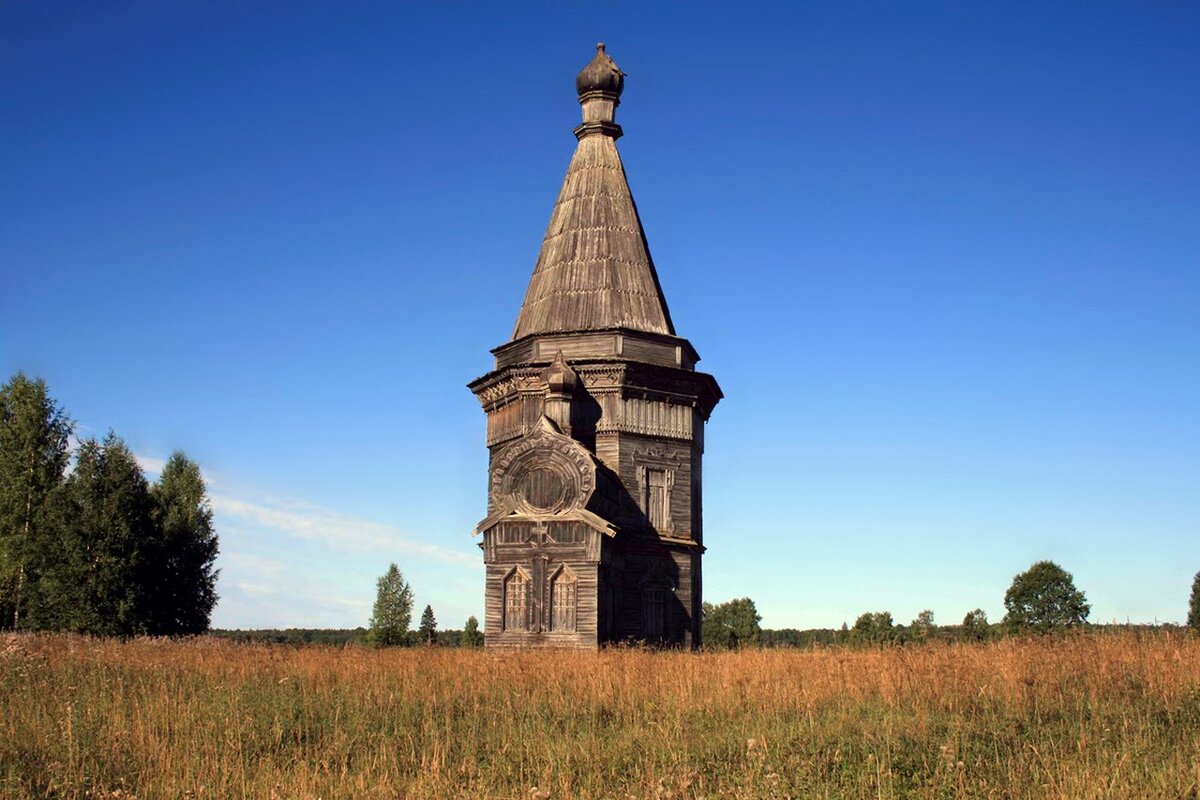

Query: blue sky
[[2, 2, 1197, 630]]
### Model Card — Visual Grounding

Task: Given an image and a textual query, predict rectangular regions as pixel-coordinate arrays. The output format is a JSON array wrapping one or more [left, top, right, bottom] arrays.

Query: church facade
[[468, 44, 721, 648]]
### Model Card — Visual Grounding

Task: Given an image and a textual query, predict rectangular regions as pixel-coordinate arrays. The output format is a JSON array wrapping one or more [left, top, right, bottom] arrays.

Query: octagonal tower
[[468, 44, 721, 648]]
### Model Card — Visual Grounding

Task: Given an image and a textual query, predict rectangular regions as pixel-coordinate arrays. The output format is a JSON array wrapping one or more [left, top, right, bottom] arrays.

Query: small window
[[550, 569, 577, 632], [642, 587, 665, 639], [504, 570, 529, 631], [645, 468, 670, 532]]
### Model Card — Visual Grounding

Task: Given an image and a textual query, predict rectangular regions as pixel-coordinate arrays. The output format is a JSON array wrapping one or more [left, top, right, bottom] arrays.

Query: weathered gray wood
[[469, 44, 721, 649]]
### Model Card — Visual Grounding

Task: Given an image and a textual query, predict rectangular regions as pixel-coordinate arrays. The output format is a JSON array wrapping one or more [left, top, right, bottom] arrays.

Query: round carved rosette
[[491, 436, 595, 516]]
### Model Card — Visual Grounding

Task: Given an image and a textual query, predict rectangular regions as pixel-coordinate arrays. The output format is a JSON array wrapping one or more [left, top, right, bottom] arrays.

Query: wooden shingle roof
[[512, 45, 675, 340]]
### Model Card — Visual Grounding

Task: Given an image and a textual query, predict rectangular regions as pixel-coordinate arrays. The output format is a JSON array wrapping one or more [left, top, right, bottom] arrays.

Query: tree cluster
[[701, 597, 762, 649], [828, 561, 1094, 647], [0, 374, 218, 636], [740, 559, 1178, 650], [365, 561, 482, 648], [746, 558, 1200, 649], [851, 611, 896, 644]]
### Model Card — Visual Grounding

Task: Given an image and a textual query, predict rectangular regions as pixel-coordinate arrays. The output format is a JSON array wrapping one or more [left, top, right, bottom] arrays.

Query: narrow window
[[550, 569, 577, 632], [645, 468, 670, 532], [504, 570, 529, 631], [643, 588, 665, 640]]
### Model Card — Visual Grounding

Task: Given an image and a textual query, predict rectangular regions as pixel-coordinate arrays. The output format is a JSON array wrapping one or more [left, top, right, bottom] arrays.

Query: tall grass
[[1, 632, 1197, 798]]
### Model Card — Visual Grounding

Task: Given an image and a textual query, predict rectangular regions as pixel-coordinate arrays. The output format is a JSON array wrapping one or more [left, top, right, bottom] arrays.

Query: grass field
[[2, 632, 1198, 799]]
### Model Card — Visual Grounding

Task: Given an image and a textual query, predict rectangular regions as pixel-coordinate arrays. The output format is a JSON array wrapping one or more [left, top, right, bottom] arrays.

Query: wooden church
[[468, 44, 722, 648]]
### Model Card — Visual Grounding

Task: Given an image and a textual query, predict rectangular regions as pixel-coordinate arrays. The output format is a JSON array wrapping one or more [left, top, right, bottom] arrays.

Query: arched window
[[550, 567, 577, 632], [504, 569, 530, 631]]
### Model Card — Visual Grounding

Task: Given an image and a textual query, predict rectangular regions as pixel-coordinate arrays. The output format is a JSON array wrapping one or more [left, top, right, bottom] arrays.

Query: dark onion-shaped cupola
[[575, 42, 625, 97], [574, 42, 625, 141]]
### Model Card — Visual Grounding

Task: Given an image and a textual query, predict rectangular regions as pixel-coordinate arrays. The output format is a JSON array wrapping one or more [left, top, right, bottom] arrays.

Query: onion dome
[[576, 42, 625, 98]]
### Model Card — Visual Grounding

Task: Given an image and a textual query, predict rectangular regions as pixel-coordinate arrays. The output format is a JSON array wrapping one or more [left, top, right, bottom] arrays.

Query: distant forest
[[210, 622, 1181, 649]]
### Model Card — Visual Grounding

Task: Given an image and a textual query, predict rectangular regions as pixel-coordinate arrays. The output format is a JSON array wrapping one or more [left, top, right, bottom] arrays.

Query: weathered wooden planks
[[468, 45, 720, 649]]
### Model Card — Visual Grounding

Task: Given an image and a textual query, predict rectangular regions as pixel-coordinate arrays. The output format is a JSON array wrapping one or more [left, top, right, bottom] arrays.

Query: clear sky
[[3, 2, 1197, 631]]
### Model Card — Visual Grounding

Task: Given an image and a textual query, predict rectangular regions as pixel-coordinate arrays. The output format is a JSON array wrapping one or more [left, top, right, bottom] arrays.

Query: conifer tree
[[418, 604, 437, 645], [31, 433, 155, 635], [0, 373, 73, 630], [367, 563, 412, 647], [460, 615, 483, 647], [148, 451, 220, 634]]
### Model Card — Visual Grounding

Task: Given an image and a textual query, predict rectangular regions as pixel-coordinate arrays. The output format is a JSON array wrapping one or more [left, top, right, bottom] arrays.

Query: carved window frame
[[548, 565, 578, 633], [502, 566, 532, 632], [637, 465, 675, 534]]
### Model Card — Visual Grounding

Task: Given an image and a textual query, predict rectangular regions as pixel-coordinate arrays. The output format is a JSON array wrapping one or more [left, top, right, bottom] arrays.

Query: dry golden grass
[[1, 632, 1198, 799]]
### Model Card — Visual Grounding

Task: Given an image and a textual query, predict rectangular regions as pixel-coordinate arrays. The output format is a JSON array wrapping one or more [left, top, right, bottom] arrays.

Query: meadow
[[1, 632, 1197, 799]]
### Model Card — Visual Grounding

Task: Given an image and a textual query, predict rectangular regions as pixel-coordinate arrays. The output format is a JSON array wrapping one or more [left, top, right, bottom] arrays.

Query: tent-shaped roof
[[511, 45, 675, 340]]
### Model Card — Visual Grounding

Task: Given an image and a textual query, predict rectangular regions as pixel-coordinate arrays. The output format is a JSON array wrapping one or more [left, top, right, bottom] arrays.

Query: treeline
[[212, 628, 368, 646], [211, 627, 479, 647], [209, 621, 1188, 650], [0, 374, 218, 636], [708, 560, 1200, 650], [758, 621, 1185, 648]]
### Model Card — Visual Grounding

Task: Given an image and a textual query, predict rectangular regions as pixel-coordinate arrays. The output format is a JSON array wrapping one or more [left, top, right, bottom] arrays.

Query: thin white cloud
[[217, 550, 377, 628], [129, 450, 480, 627], [210, 492, 478, 567], [235, 581, 277, 596], [133, 451, 221, 487], [135, 454, 167, 476], [224, 552, 287, 580], [135, 449, 476, 567]]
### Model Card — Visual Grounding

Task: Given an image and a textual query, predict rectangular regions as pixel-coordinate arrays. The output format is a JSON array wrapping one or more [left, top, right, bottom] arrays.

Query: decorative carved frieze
[[629, 442, 692, 466], [595, 397, 694, 440], [576, 366, 626, 390]]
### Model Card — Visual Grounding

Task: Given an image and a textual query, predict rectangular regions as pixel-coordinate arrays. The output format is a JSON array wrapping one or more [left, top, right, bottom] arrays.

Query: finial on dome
[[576, 41, 625, 98], [574, 43, 625, 140]]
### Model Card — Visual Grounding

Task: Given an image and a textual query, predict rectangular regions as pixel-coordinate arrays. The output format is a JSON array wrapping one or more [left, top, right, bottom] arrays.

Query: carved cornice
[[472, 368, 544, 409], [622, 364, 722, 414], [473, 359, 719, 407]]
